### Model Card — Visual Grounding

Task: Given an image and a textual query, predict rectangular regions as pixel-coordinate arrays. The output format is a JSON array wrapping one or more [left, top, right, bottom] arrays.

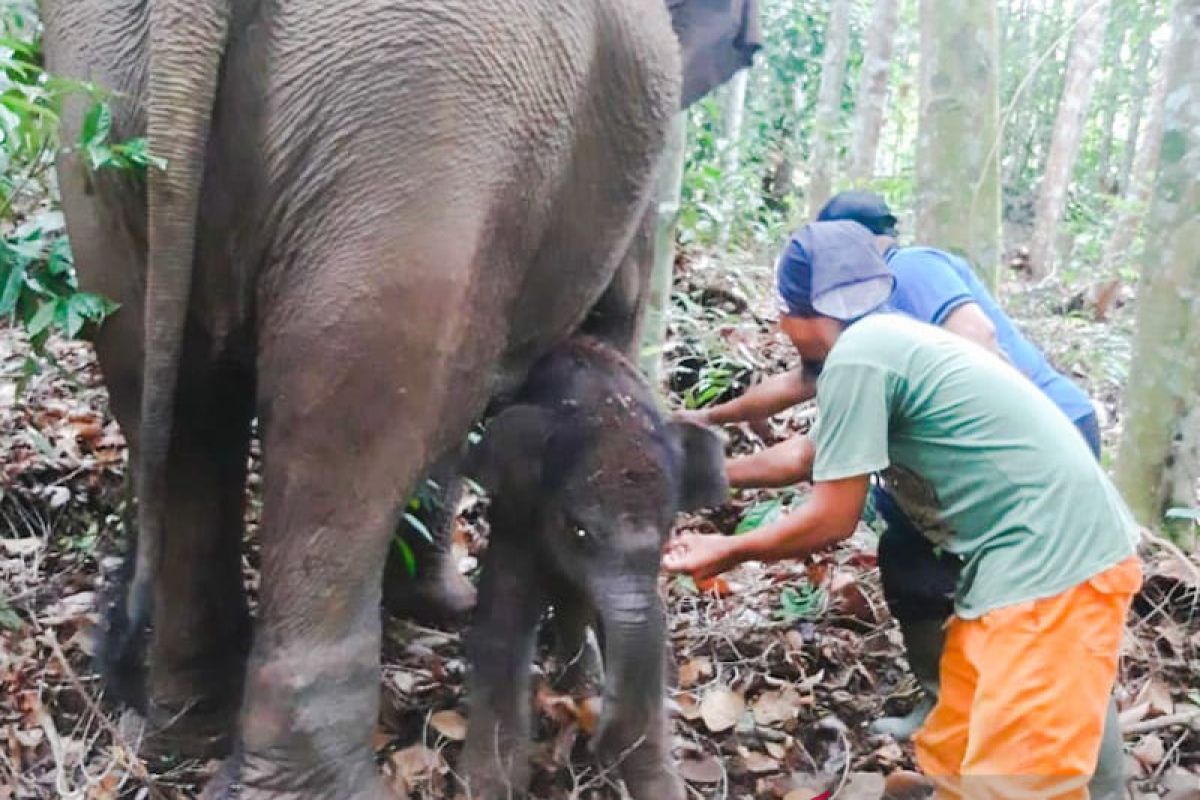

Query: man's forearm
[[704, 368, 815, 425], [727, 436, 814, 489], [728, 476, 867, 564]]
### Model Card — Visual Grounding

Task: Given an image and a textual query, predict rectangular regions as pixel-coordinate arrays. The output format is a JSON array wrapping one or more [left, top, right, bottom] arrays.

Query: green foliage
[[734, 495, 789, 534], [1164, 506, 1199, 548], [777, 582, 824, 620], [0, 11, 146, 371], [391, 535, 417, 578]]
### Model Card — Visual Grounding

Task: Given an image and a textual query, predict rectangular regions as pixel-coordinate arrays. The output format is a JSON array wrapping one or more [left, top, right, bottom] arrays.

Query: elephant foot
[[141, 692, 240, 760], [200, 752, 395, 800], [95, 592, 149, 711], [383, 548, 477, 627]]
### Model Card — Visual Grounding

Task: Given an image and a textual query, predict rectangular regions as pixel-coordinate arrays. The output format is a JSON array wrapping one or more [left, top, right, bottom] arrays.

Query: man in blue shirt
[[683, 191, 1122, 797]]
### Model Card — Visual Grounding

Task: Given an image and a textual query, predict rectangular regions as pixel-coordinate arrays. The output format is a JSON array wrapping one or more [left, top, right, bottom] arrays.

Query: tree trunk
[[1094, 18, 1128, 190], [915, 0, 1002, 287], [1116, 0, 1200, 525], [1028, 0, 1112, 278], [1118, 25, 1155, 194], [717, 68, 749, 248], [806, 0, 852, 218], [639, 113, 687, 384], [1099, 50, 1169, 277], [848, 0, 900, 182]]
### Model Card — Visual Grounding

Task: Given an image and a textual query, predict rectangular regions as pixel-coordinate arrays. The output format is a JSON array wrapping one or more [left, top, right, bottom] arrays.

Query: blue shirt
[[883, 246, 1095, 423]]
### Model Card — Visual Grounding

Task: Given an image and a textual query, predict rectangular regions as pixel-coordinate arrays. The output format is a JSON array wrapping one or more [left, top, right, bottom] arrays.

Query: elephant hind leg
[[229, 259, 492, 797], [102, 356, 256, 759]]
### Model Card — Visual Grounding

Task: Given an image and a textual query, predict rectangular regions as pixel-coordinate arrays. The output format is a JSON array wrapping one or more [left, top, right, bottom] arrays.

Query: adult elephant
[[41, 1, 757, 797], [385, 0, 763, 624]]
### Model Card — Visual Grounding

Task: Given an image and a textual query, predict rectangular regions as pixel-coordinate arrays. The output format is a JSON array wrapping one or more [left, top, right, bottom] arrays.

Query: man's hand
[[672, 408, 714, 427], [663, 533, 740, 581]]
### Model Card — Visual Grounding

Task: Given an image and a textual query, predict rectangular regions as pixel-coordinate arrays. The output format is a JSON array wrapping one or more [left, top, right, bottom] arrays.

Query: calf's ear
[[465, 405, 554, 498], [668, 420, 729, 511]]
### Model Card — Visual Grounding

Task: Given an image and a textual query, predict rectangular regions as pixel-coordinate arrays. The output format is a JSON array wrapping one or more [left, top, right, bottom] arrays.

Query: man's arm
[[942, 302, 1003, 358], [684, 367, 816, 426], [727, 435, 814, 489], [662, 474, 869, 579]]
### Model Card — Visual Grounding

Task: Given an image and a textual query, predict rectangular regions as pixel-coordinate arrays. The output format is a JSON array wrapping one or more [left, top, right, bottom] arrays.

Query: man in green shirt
[[664, 220, 1142, 797]]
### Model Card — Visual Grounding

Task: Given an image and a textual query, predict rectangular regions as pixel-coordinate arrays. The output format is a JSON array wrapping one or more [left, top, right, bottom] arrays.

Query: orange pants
[[914, 556, 1142, 800]]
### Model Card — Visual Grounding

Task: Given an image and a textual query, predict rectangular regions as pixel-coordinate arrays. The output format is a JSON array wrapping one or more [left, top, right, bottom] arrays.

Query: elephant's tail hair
[[119, 1, 233, 670]]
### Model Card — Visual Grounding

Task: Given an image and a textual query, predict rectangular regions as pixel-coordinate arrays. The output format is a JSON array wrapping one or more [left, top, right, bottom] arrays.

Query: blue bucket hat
[[818, 190, 898, 236], [776, 220, 895, 321]]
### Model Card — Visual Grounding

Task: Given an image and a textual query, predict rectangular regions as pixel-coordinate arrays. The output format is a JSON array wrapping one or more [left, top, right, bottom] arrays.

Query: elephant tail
[[120, 1, 232, 664]]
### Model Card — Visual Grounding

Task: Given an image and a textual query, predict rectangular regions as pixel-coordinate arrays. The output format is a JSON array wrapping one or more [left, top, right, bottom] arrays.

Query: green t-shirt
[[812, 314, 1138, 619]]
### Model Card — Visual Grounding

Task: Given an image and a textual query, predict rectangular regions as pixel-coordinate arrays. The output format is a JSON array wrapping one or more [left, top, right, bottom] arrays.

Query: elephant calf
[[461, 337, 727, 800]]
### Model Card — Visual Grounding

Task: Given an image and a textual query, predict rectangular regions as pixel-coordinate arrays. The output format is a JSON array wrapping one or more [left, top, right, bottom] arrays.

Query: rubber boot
[[872, 618, 944, 741], [1089, 695, 1127, 800]]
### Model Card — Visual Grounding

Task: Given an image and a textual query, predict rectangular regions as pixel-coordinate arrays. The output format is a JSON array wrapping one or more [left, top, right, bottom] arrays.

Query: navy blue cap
[[817, 190, 898, 236], [776, 220, 895, 321]]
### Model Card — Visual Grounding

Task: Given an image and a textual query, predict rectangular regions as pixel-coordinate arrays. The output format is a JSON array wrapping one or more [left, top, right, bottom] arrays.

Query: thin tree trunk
[[1028, 0, 1112, 277], [639, 114, 687, 384], [806, 0, 852, 218], [1100, 53, 1169, 276], [849, 0, 900, 182], [1016, 0, 1073, 189], [717, 69, 749, 248], [1118, 26, 1154, 193], [1116, 0, 1200, 524], [916, 0, 1002, 287], [1095, 18, 1128, 189]]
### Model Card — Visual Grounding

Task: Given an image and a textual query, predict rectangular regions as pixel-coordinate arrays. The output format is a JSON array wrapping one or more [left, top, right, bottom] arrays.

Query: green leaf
[[777, 584, 824, 620], [735, 496, 786, 534], [67, 291, 117, 324], [392, 535, 417, 577], [403, 512, 434, 543], [80, 101, 112, 148], [25, 298, 57, 337], [111, 137, 166, 171], [0, 88, 57, 122], [0, 259, 26, 315], [673, 574, 698, 595], [0, 600, 22, 631]]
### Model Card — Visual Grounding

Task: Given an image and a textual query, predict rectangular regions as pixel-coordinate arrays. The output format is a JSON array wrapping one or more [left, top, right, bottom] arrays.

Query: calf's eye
[[574, 527, 588, 540]]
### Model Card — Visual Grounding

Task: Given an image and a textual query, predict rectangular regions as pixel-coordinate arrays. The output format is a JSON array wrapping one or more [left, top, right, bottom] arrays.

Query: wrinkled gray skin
[[41, 2, 682, 797], [463, 338, 727, 800]]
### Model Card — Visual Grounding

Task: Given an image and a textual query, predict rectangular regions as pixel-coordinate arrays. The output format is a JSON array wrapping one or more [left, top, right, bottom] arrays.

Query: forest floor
[[1, 253, 1198, 799]]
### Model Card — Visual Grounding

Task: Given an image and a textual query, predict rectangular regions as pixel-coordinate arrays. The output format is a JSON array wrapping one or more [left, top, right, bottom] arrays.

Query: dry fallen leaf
[[700, 686, 745, 733], [429, 709, 466, 741], [678, 753, 723, 784], [752, 687, 804, 727], [764, 739, 789, 759], [387, 745, 441, 793], [1134, 677, 1174, 718], [883, 769, 934, 798], [676, 692, 702, 722], [678, 657, 713, 689], [1132, 734, 1165, 767], [695, 575, 734, 596], [829, 570, 876, 622], [741, 749, 780, 774], [578, 695, 603, 735], [535, 685, 579, 725]]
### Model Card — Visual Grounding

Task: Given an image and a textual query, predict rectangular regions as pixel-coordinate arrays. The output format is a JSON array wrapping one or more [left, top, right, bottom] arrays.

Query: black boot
[[872, 618, 944, 741]]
